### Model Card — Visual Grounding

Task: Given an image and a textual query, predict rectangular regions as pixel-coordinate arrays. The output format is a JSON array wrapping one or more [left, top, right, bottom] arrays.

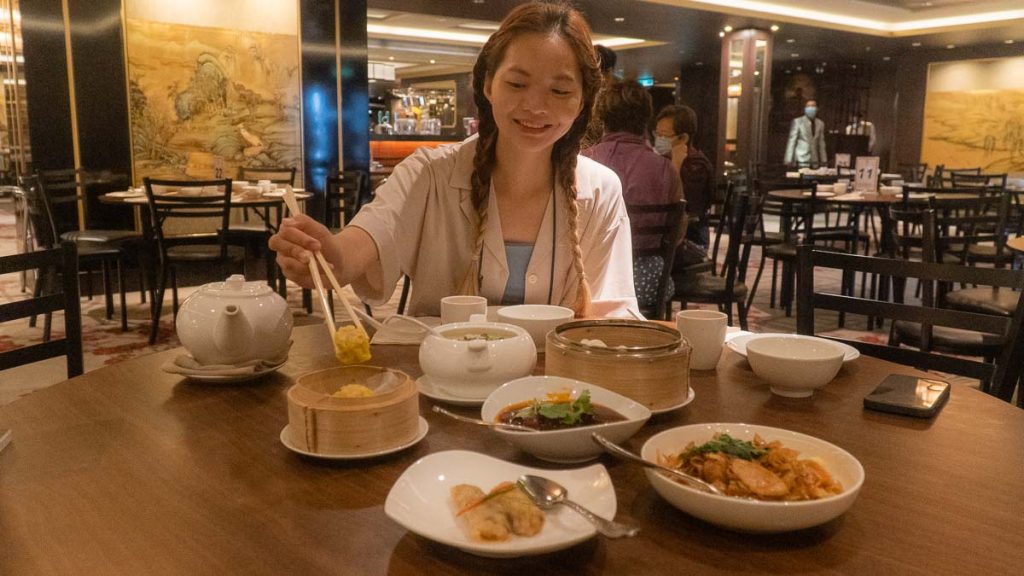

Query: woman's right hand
[[269, 213, 337, 289]]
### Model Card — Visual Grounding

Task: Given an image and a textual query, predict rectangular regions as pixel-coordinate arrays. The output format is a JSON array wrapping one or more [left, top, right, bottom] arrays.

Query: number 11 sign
[[854, 156, 880, 192]]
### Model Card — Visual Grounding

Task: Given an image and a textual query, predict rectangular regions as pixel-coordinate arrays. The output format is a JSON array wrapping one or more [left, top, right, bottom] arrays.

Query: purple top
[[583, 132, 682, 250]]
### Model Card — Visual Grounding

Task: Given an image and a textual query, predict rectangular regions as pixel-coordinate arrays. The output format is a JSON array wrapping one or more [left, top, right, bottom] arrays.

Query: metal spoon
[[431, 405, 538, 433], [591, 433, 724, 496], [516, 475, 639, 539]]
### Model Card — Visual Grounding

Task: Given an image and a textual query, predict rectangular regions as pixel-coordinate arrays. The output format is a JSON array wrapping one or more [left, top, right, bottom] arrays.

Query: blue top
[[501, 242, 535, 305]]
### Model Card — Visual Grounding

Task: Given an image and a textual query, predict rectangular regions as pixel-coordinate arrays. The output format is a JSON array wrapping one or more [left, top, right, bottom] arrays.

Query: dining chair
[[896, 162, 928, 184], [797, 241, 1024, 398], [671, 192, 754, 329], [709, 171, 743, 275], [35, 170, 142, 323], [0, 242, 83, 378], [626, 199, 687, 320], [325, 170, 369, 230], [227, 166, 297, 287], [142, 177, 241, 344], [23, 175, 130, 334]]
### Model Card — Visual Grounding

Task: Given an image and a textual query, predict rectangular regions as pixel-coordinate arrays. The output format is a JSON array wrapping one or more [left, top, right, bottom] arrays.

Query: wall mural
[[125, 18, 302, 184], [922, 57, 1024, 175]]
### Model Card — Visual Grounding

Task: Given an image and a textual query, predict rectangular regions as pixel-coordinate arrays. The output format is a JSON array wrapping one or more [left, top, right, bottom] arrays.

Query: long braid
[[458, 128, 497, 295], [554, 106, 595, 318]]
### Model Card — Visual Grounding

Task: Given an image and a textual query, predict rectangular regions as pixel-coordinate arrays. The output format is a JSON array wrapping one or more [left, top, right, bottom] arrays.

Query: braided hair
[[460, 1, 602, 317]]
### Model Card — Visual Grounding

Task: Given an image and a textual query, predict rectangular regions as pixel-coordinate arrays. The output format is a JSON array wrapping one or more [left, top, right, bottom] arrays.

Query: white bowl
[[745, 335, 845, 397], [497, 305, 575, 352], [641, 423, 864, 533], [481, 376, 651, 463]]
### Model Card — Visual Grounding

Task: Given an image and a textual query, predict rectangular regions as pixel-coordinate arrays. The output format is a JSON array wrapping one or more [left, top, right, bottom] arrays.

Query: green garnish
[[686, 434, 766, 461], [514, 390, 594, 426]]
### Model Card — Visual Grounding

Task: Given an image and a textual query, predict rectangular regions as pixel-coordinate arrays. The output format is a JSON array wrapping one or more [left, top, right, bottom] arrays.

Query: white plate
[[417, 375, 485, 407], [650, 386, 696, 415], [726, 333, 860, 362], [167, 360, 288, 383], [384, 450, 616, 557], [280, 417, 428, 460]]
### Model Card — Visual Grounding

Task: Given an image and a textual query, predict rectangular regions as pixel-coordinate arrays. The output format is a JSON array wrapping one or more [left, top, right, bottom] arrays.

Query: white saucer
[[168, 360, 287, 383], [726, 333, 860, 362], [650, 386, 696, 415], [280, 417, 429, 460], [416, 375, 486, 407]]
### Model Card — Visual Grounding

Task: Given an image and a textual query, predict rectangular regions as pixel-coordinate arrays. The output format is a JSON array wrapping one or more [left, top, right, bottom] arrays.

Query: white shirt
[[845, 120, 876, 152], [349, 136, 639, 318]]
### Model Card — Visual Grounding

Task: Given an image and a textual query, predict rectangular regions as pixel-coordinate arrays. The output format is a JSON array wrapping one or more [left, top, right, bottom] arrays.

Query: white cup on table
[[676, 310, 728, 370], [440, 295, 488, 325]]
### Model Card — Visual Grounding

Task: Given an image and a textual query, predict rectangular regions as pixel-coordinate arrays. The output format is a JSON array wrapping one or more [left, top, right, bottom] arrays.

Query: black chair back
[[142, 178, 234, 268], [238, 166, 296, 185], [0, 243, 83, 378], [625, 199, 687, 320], [797, 244, 1024, 399], [21, 175, 60, 248], [325, 170, 369, 229]]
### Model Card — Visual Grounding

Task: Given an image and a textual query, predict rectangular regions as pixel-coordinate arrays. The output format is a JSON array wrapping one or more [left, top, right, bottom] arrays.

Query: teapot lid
[[201, 274, 274, 298]]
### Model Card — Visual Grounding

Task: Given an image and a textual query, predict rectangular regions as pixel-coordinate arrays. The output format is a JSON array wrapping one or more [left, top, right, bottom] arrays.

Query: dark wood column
[[337, 0, 370, 207], [299, 0, 340, 220], [20, 0, 75, 172]]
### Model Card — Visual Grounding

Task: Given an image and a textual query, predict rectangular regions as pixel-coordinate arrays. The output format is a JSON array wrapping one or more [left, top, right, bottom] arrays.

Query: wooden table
[[1008, 235, 1024, 254], [2, 325, 1022, 575]]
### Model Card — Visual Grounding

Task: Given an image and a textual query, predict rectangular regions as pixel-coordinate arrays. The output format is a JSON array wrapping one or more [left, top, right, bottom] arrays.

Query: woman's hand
[[269, 214, 337, 288]]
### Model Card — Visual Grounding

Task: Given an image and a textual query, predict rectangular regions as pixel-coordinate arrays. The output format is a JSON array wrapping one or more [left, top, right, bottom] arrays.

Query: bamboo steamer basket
[[544, 320, 690, 411], [287, 365, 419, 455]]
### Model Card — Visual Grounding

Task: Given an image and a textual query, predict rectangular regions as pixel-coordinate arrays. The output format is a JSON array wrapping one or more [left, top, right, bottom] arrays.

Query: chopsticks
[[280, 189, 365, 337]]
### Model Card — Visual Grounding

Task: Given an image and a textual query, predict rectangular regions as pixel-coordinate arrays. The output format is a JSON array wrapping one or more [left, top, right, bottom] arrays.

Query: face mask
[[654, 136, 674, 156], [804, 107, 818, 119]]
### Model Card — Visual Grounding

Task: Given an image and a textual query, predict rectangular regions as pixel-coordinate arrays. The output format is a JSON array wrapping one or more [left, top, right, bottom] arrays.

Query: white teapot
[[176, 275, 293, 365]]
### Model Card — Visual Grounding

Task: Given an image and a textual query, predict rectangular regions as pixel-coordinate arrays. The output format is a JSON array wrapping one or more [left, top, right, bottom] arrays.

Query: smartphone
[[864, 374, 949, 418]]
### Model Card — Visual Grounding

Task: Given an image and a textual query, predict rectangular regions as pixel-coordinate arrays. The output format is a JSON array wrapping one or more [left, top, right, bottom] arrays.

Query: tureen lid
[[200, 274, 274, 298]]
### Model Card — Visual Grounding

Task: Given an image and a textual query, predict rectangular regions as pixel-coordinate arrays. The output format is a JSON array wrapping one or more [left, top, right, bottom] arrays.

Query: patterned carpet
[[0, 204, 977, 406]]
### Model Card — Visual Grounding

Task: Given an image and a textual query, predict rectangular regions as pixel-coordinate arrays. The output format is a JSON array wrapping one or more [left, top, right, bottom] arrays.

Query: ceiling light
[[946, 44, 955, 49], [791, 53, 800, 57], [614, 17, 625, 23], [786, 38, 795, 43], [388, 56, 394, 61], [696, 62, 704, 67], [429, 59, 436, 64], [719, 31, 725, 37], [770, 25, 780, 32], [473, 0, 484, 4], [911, 42, 922, 47], [883, 56, 891, 61], [369, 23, 643, 49], [455, 22, 501, 31], [366, 10, 391, 20], [673, 76, 679, 81], [1006, 40, 1016, 44], [723, 26, 733, 32]]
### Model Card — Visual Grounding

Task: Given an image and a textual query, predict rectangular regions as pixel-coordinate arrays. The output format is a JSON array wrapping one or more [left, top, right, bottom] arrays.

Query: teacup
[[440, 295, 487, 325], [676, 310, 727, 370]]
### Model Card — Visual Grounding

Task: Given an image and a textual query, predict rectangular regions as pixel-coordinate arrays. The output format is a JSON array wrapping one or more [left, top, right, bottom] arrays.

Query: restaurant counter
[[371, 136, 461, 169]]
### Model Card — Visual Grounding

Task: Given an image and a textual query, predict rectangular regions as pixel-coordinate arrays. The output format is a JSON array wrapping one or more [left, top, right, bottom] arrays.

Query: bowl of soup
[[480, 375, 651, 463], [419, 321, 537, 400]]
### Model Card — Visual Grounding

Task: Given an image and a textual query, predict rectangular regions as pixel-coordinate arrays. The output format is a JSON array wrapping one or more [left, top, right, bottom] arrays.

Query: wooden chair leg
[[102, 260, 114, 320], [738, 300, 749, 331], [747, 253, 767, 311], [149, 266, 168, 345]]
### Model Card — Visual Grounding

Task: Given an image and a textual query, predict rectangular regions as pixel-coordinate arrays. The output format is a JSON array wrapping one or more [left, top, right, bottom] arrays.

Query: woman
[[583, 80, 682, 313], [270, 2, 638, 318], [654, 104, 715, 248]]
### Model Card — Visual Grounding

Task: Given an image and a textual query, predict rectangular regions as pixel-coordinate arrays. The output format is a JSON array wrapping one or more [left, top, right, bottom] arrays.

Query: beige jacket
[[350, 136, 639, 318]]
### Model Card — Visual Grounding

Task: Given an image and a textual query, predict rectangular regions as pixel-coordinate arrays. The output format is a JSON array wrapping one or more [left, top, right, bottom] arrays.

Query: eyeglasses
[[654, 131, 679, 139]]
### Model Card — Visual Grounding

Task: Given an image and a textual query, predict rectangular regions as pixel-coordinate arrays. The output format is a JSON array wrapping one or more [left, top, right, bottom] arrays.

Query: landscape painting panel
[[921, 57, 1024, 176], [125, 19, 302, 185]]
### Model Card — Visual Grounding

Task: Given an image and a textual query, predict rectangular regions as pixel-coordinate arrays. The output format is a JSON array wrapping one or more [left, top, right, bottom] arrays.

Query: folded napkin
[[370, 316, 442, 345], [162, 348, 289, 377]]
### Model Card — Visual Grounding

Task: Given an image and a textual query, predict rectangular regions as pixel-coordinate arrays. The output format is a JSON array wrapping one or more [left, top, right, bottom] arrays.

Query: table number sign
[[835, 153, 851, 169], [854, 156, 880, 192]]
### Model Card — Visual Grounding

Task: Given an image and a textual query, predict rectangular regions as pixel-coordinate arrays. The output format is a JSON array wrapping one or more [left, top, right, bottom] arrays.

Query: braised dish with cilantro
[[658, 433, 844, 501], [496, 390, 627, 431]]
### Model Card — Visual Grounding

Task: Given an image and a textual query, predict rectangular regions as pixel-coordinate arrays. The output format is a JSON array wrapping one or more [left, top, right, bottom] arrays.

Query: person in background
[[584, 80, 682, 312], [654, 104, 714, 248], [845, 110, 876, 153], [784, 99, 827, 166], [270, 2, 638, 318]]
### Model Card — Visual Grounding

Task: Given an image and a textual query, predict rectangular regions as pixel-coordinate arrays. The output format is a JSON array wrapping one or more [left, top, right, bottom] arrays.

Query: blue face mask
[[654, 136, 675, 156], [804, 107, 818, 119]]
